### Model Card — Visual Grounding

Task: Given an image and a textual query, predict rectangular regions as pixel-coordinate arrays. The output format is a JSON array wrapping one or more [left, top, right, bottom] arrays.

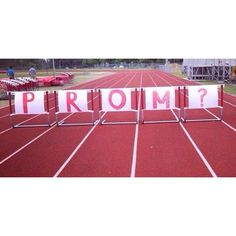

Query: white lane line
[[179, 122, 217, 177], [0, 114, 8, 119], [223, 100, 236, 108], [0, 114, 40, 135], [225, 92, 236, 98], [0, 104, 9, 110], [149, 70, 217, 177], [0, 125, 56, 165], [195, 106, 235, 130], [220, 120, 236, 132], [0, 73, 131, 165], [130, 72, 143, 178], [54, 119, 101, 177], [54, 72, 138, 177]]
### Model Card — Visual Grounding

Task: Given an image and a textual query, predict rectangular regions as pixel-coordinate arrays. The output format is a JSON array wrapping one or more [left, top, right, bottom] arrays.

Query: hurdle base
[[141, 108, 180, 124], [101, 120, 137, 125], [99, 110, 138, 125], [10, 113, 55, 128], [142, 119, 180, 124], [181, 117, 222, 123], [13, 122, 56, 128], [57, 120, 96, 126], [55, 111, 95, 126], [182, 106, 223, 123]]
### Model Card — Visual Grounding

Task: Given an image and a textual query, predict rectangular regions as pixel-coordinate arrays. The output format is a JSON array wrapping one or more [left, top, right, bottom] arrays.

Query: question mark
[[198, 88, 207, 107]]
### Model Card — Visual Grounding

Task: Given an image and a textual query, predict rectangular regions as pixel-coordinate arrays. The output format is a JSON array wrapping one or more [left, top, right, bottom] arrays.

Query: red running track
[[0, 70, 236, 177]]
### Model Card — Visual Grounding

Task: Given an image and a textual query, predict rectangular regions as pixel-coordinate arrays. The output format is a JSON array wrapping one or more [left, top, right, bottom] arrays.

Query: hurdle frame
[[55, 89, 96, 126], [181, 85, 224, 122], [141, 87, 181, 124], [98, 88, 139, 125], [8, 91, 55, 128]]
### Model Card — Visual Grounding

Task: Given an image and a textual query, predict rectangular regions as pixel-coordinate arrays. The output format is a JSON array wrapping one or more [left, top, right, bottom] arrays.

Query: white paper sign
[[57, 90, 88, 112], [101, 88, 132, 111], [145, 87, 175, 110], [188, 85, 218, 108], [14, 91, 46, 114]]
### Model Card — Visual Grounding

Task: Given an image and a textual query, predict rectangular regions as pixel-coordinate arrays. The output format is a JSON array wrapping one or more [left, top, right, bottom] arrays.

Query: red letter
[[108, 90, 126, 110], [153, 90, 170, 109], [23, 92, 35, 113], [66, 92, 81, 112]]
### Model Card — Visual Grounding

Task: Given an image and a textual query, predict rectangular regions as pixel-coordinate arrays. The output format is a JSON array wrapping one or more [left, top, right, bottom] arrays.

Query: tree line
[[0, 59, 183, 70]]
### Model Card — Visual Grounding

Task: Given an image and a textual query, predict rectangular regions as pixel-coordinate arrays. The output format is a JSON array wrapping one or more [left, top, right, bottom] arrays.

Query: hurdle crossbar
[[141, 86, 181, 124], [181, 85, 224, 122], [55, 89, 96, 126], [98, 88, 138, 125], [9, 91, 55, 128]]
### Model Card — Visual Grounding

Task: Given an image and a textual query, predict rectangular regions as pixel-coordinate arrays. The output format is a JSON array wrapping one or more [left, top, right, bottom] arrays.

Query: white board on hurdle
[[14, 91, 46, 114], [182, 85, 223, 122], [145, 86, 176, 110], [99, 88, 138, 124], [141, 86, 180, 123], [57, 90, 89, 112], [101, 88, 132, 111], [188, 85, 218, 108], [55, 90, 95, 126], [9, 91, 54, 127]]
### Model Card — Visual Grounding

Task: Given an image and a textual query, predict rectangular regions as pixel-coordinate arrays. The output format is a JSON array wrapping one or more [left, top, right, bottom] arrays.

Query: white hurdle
[[54, 89, 95, 126], [98, 88, 138, 125], [9, 91, 55, 128], [182, 84, 224, 122], [6, 85, 225, 128], [141, 86, 181, 123]]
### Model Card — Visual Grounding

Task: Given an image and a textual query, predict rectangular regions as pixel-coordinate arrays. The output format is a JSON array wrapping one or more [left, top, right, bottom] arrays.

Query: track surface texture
[[0, 70, 236, 177]]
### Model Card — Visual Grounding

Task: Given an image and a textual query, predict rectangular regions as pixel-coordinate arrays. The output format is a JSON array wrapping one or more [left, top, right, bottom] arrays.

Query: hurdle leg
[[92, 112, 95, 125], [141, 110, 144, 124], [99, 111, 103, 124], [220, 107, 223, 120]]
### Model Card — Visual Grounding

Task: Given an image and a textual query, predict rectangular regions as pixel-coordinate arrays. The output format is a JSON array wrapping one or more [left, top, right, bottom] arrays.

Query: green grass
[[222, 84, 236, 95], [0, 70, 53, 78], [196, 80, 236, 95], [171, 72, 186, 78]]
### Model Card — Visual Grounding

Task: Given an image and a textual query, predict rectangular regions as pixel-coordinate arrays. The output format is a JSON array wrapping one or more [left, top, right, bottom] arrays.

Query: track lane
[[0, 69, 235, 177], [57, 71, 141, 177], [0, 71, 136, 176], [159, 70, 236, 106], [0, 72, 126, 137], [0, 73, 128, 160], [135, 70, 212, 177], [153, 70, 236, 177], [155, 70, 236, 129], [0, 72, 126, 132]]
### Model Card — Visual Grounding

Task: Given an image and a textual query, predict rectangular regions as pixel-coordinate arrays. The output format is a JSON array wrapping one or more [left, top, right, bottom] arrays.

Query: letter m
[[152, 90, 170, 109]]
